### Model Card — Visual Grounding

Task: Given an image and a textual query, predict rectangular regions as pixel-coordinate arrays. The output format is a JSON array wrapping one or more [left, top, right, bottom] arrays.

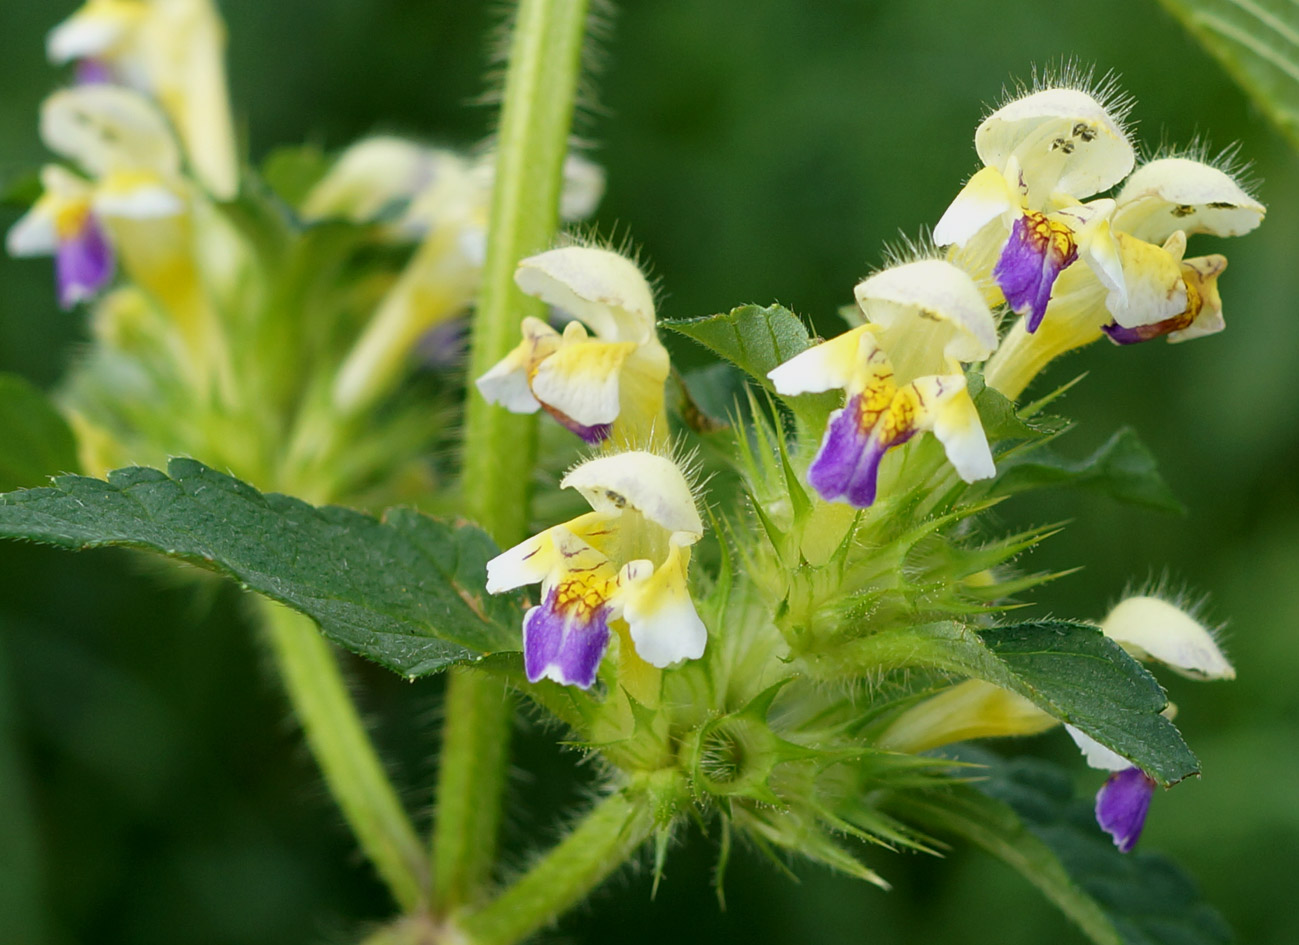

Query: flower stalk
[[432, 0, 593, 914]]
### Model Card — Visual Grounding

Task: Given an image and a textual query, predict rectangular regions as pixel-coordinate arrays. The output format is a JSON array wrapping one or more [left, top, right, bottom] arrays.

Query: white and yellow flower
[[935, 86, 1134, 332], [47, 0, 238, 199], [477, 246, 670, 446], [983, 156, 1265, 399], [485, 451, 707, 689], [767, 259, 997, 507]]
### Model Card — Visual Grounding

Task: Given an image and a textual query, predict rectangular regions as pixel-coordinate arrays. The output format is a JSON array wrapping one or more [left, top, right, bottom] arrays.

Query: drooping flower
[[935, 85, 1134, 331], [983, 155, 1264, 399], [1066, 595, 1234, 852], [477, 246, 670, 446], [485, 451, 706, 688], [767, 259, 997, 507], [46, 0, 239, 199]]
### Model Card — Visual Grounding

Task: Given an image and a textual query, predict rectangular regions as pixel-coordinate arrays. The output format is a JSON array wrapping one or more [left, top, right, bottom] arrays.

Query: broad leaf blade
[[0, 460, 521, 676], [0, 374, 79, 491], [895, 752, 1231, 945], [840, 620, 1199, 784], [1156, 0, 1299, 148], [993, 427, 1184, 514]]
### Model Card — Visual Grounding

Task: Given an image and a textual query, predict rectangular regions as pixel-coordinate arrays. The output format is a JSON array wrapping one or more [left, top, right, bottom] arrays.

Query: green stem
[[455, 788, 656, 945], [433, 0, 592, 913], [259, 599, 427, 911], [430, 671, 513, 909]]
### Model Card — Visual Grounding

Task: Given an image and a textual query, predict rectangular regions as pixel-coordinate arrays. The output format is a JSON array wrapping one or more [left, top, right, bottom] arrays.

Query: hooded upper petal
[[1114, 157, 1265, 244], [1100, 596, 1235, 680], [514, 246, 656, 344], [975, 87, 1134, 203], [853, 259, 998, 367], [41, 85, 180, 179], [561, 451, 703, 537]]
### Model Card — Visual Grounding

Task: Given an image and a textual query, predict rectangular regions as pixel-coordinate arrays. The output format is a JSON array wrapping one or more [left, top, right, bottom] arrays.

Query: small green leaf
[[829, 620, 1199, 785], [993, 427, 1184, 513], [0, 374, 79, 492], [894, 752, 1231, 945], [663, 303, 816, 385], [664, 304, 841, 423], [0, 460, 521, 676], [1155, 0, 1299, 149]]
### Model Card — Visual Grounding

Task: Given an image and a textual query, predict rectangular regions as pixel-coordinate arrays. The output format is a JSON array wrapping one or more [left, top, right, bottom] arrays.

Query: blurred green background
[[1, 1, 1295, 943]]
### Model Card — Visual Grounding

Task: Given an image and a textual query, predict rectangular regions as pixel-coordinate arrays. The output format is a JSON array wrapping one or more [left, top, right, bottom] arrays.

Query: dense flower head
[[485, 450, 706, 688], [768, 259, 996, 507], [477, 246, 670, 445]]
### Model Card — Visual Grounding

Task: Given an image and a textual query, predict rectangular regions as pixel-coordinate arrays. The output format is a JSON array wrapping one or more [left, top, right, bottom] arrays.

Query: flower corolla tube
[[485, 451, 707, 689]]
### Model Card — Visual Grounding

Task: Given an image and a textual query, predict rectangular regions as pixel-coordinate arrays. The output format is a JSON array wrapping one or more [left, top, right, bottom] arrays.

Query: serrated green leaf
[[0, 374, 79, 492], [663, 303, 815, 384], [992, 427, 1184, 513], [827, 620, 1199, 785], [1155, 0, 1299, 149], [0, 459, 521, 676], [894, 752, 1231, 945]]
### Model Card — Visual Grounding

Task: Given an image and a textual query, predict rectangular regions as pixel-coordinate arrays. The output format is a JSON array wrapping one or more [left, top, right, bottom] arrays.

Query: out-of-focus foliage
[[1, 2, 1296, 945], [1154, 0, 1299, 147]]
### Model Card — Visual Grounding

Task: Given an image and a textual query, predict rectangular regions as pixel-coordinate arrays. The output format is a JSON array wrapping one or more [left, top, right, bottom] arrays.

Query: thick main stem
[[433, 0, 592, 914], [260, 599, 427, 912]]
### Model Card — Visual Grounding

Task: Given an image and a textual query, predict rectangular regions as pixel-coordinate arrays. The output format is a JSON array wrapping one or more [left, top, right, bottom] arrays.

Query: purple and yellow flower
[[477, 247, 670, 446], [984, 156, 1264, 399], [767, 260, 997, 508], [47, 0, 238, 199], [485, 451, 706, 689], [935, 86, 1134, 332]]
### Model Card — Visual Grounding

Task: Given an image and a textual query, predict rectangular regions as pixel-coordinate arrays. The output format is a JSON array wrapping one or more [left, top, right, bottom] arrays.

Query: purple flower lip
[[74, 59, 117, 85], [1095, 766, 1158, 853], [806, 392, 915, 508], [55, 213, 115, 309], [523, 586, 612, 689], [994, 213, 1078, 332], [542, 403, 612, 443]]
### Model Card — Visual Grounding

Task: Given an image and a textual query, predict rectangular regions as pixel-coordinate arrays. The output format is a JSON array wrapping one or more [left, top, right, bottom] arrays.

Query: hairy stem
[[260, 599, 427, 911], [455, 787, 657, 945], [432, 0, 593, 915]]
